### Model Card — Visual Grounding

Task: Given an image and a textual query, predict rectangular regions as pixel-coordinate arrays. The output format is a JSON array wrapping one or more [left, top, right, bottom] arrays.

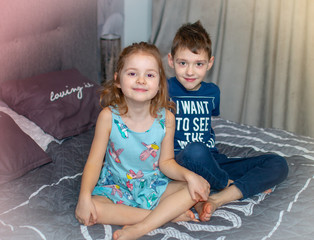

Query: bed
[[1, 1, 314, 240], [1, 108, 314, 240]]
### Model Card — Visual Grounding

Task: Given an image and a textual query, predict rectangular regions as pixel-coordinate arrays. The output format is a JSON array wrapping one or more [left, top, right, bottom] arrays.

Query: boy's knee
[[184, 142, 209, 161], [277, 156, 289, 179], [176, 142, 214, 171], [268, 154, 289, 182]]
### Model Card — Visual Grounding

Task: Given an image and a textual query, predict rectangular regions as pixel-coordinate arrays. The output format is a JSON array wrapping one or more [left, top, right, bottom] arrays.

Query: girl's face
[[116, 52, 160, 105]]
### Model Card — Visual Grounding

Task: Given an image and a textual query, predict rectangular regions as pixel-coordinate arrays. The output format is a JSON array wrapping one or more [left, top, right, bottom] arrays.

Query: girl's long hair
[[100, 42, 174, 117]]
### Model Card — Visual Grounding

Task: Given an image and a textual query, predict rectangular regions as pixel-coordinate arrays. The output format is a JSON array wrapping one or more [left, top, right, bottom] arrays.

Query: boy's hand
[[186, 172, 210, 202]]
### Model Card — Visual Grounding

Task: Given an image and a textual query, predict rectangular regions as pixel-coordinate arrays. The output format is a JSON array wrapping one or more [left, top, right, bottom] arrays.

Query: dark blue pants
[[175, 142, 289, 199]]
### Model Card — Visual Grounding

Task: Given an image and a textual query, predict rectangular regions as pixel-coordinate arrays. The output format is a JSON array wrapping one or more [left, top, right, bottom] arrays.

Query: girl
[[75, 42, 210, 240]]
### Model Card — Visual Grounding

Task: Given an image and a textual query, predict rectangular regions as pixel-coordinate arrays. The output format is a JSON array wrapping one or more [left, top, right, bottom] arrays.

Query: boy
[[167, 21, 289, 221]]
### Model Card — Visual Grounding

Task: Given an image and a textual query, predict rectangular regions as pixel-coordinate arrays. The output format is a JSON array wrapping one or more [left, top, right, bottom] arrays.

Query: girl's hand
[[186, 172, 210, 202], [75, 196, 97, 226]]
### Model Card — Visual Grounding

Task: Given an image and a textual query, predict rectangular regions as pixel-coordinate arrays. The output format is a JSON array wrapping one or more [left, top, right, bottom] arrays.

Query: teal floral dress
[[92, 107, 171, 210]]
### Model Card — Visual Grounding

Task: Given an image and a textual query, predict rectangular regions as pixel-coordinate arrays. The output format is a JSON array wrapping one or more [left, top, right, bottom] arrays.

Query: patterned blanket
[[1, 117, 313, 240]]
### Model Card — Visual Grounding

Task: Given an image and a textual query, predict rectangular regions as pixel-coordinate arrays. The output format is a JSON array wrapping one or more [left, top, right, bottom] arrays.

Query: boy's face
[[168, 48, 214, 91]]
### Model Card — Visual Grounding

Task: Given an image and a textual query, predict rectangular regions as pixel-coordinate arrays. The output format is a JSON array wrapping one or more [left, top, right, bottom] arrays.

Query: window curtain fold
[[151, 0, 314, 138]]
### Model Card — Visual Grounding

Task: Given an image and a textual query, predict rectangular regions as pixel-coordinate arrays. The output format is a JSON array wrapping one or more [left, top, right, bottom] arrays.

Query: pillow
[[0, 69, 101, 139], [0, 100, 7, 107], [0, 111, 52, 184], [0, 104, 56, 151]]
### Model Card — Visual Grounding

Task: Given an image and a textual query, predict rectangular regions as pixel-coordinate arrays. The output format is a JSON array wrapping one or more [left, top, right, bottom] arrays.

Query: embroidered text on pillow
[[50, 82, 95, 102]]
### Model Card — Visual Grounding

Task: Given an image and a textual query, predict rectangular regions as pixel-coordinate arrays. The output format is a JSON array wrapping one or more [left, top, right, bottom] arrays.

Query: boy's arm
[[159, 110, 210, 201], [212, 84, 220, 116]]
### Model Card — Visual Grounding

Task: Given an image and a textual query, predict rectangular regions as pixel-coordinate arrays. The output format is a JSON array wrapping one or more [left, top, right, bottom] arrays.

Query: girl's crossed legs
[[92, 181, 198, 240]]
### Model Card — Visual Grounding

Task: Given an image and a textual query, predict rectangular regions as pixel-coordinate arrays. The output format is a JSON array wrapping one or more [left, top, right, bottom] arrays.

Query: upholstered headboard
[[0, 0, 98, 84]]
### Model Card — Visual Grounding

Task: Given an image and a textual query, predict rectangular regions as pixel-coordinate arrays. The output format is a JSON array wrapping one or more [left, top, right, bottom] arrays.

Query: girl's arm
[[75, 107, 112, 225], [158, 110, 210, 202]]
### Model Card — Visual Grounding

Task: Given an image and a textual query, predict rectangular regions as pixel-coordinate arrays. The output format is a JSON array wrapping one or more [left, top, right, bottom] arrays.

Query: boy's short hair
[[171, 20, 212, 60]]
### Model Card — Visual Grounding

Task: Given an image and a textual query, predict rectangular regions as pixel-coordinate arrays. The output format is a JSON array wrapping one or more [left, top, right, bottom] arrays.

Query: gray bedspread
[[1, 117, 314, 240]]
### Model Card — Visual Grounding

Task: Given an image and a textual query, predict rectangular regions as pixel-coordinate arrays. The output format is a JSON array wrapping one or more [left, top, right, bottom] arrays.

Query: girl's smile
[[117, 52, 160, 103], [133, 87, 148, 92]]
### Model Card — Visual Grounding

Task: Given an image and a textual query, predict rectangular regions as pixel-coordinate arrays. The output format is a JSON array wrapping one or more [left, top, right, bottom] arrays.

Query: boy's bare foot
[[193, 179, 232, 222], [172, 209, 199, 222], [194, 181, 243, 222], [226, 179, 234, 188], [194, 198, 218, 222], [263, 188, 272, 194]]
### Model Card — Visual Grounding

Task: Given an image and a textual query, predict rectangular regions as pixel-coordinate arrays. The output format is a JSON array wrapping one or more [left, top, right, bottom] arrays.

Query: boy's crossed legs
[[176, 142, 288, 222]]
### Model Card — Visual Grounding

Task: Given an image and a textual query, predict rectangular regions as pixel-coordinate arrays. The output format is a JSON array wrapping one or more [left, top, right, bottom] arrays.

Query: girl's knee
[[167, 180, 188, 191]]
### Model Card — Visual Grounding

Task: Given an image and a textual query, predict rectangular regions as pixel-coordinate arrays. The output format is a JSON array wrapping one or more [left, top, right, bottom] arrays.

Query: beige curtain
[[151, 0, 314, 138]]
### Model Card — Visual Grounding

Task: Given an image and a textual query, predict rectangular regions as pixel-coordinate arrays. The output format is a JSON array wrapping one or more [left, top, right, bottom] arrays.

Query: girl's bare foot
[[172, 209, 199, 222], [194, 199, 218, 222], [113, 225, 141, 240], [113, 209, 198, 240]]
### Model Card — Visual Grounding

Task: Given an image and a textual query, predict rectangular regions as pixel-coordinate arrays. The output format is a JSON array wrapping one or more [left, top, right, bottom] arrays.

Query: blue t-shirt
[[168, 76, 220, 154]]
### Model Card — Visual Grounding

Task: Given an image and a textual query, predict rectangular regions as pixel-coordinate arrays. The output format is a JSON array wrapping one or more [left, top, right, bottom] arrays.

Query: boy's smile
[[168, 48, 214, 91]]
